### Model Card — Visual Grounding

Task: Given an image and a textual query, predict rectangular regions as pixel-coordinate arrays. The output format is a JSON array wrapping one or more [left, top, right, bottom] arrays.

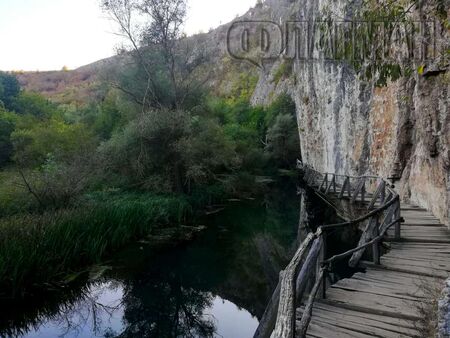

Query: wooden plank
[[302, 321, 374, 338], [330, 278, 426, 300], [271, 233, 315, 338], [312, 301, 419, 329], [303, 308, 418, 338], [254, 277, 281, 338], [296, 237, 323, 301], [348, 216, 378, 268], [320, 288, 422, 320], [362, 260, 450, 278], [297, 268, 325, 337], [368, 180, 385, 209]]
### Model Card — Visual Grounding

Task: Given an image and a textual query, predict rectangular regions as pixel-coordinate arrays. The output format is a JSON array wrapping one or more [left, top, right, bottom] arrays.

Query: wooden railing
[[254, 161, 403, 338]]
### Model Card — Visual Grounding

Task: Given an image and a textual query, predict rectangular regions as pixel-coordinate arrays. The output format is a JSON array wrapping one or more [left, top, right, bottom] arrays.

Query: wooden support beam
[[339, 176, 351, 199], [348, 216, 378, 268], [351, 178, 365, 204], [368, 181, 385, 209], [271, 233, 315, 338], [394, 200, 401, 239], [372, 216, 381, 265], [319, 174, 328, 192], [296, 236, 323, 302], [254, 278, 282, 338], [325, 175, 335, 194], [297, 268, 326, 338]]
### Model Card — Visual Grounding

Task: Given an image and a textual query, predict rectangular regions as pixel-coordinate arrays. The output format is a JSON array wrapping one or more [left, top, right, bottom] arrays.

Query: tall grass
[[0, 192, 191, 297]]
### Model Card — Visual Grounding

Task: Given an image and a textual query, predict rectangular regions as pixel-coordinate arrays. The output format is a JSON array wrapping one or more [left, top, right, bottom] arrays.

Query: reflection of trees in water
[[0, 182, 301, 337], [0, 281, 123, 338], [109, 276, 216, 338], [214, 232, 293, 319]]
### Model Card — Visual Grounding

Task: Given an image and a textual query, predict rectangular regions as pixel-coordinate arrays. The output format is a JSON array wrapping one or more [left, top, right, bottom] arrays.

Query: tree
[[0, 72, 20, 111], [0, 110, 16, 167], [266, 114, 300, 169], [12, 91, 58, 118], [102, 0, 207, 109]]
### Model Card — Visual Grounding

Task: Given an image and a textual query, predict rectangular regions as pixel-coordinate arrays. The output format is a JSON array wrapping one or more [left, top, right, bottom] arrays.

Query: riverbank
[[0, 192, 194, 298]]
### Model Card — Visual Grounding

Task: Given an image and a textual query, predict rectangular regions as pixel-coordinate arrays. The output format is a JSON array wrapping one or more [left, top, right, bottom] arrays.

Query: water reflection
[[1, 183, 301, 338]]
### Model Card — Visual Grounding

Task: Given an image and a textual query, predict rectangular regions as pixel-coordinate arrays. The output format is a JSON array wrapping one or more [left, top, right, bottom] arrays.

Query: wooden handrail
[[254, 162, 402, 338], [323, 217, 403, 266]]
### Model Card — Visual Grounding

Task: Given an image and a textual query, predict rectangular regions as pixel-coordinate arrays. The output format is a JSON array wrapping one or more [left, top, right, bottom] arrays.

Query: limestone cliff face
[[250, 0, 450, 225]]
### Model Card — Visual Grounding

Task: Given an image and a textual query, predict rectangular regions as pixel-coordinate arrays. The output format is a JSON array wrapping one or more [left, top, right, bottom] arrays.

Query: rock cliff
[[249, 0, 450, 226]]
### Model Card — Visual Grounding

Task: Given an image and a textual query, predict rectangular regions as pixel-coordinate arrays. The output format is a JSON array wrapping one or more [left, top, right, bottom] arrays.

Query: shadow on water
[[0, 180, 344, 338]]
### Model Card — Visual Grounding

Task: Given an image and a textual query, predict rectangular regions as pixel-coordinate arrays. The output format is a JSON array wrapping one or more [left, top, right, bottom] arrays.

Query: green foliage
[[0, 72, 20, 111], [12, 117, 97, 167], [226, 73, 259, 104], [0, 110, 17, 166], [266, 114, 300, 168], [0, 192, 191, 297], [273, 60, 293, 85], [0, 170, 38, 217], [99, 109, 190, 192], [12, 91, 59, 118], [265, 93, 297, 127]]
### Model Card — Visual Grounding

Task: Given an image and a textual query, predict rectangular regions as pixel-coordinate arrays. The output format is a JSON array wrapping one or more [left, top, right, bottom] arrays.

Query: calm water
[[1, 186, 301, 338]]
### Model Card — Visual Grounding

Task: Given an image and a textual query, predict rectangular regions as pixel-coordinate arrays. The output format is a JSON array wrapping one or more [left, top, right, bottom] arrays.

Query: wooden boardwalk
[[298, 203, 450, 338]]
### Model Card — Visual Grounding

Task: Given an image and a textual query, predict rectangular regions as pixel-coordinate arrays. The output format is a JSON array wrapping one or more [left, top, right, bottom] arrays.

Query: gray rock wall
[[250, 0, 450, 225]]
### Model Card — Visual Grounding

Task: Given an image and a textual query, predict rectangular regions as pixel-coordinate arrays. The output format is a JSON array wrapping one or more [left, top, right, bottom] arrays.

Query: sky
[[0, 0, 255, 71]]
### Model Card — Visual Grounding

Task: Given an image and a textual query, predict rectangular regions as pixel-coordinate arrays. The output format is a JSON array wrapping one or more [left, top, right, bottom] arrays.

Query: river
[[1, 184, 308, 338]]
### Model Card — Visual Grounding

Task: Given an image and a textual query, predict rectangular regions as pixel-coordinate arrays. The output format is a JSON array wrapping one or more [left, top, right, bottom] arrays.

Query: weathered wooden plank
[[297, 268, 325, 338], [307, 305, 419, 337], [368, 180, 385, 209], [271, 233, 315, 338], [330, 279, 425, 301], [361, 260, 450, 278], [254, 277, 281, 338], [303, 309, 417, 338], [302, 321, 374, 338], [338, 176, 351, 199], [348, 216, 378, 268], [350, 178, 365, 204], [296, 237, 323, 301], [319, 288, 421, 320], [312, 301, 419, 329]]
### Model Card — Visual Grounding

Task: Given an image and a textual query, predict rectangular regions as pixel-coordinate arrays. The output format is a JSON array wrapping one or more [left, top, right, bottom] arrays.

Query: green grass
[[0, 192, 191, 297]]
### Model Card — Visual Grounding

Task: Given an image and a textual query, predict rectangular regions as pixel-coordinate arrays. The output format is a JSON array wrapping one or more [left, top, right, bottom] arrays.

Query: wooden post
[[253, 276, 282, 338], [361, 179, 366, 203], [394, 200, 401, 239], [296, 237, 323, 302], [322, 268, 327, 299], [319, 174, 328, 192], [351, 178, 365, 204], [380, 182, 386, 204], [347, 176, 352, 198], [325, 174, 333, 194], [271, 234, 315, 338], [372, 216, 380, 265], [348, 216, 377, 268], [368, 181, 385, 209], [339, 176, 351, 199], [317, 232, 326, 299]]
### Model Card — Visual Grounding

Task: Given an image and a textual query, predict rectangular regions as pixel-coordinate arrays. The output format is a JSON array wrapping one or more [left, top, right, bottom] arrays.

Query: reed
[[0, 192, 191, 297]]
